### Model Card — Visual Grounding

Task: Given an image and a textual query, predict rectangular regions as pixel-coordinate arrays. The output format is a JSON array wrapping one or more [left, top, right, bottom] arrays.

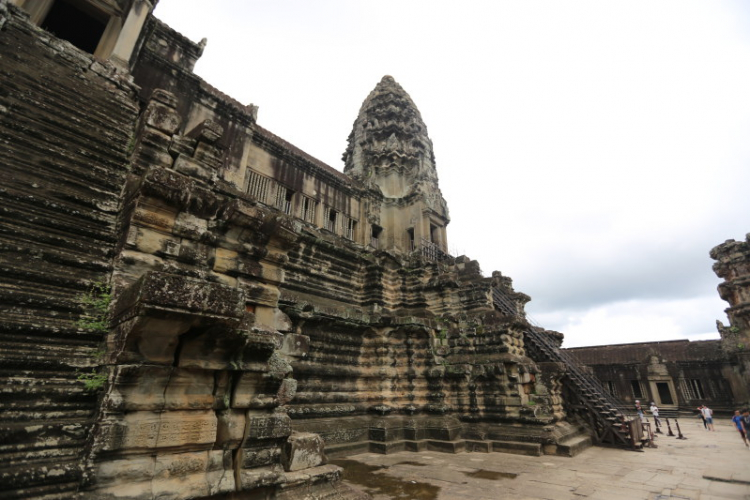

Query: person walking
[[698, 405, 708, 429], [701, 405, 715, 431], [649, 402, 662, 426], [732, 410, 749, 447]]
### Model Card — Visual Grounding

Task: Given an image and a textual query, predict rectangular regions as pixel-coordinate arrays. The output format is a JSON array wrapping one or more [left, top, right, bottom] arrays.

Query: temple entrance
[[656, 382, 674, 405], [41, 0, 107, 54]]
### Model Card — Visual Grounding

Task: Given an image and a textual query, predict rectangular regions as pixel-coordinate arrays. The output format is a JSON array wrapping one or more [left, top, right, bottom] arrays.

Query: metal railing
[[523, 327, 636, 447], [418, 238, 449, 262]]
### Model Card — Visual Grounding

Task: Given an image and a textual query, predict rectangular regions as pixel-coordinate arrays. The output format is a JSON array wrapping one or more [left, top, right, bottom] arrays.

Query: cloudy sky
[[154, 1, 750, 347]]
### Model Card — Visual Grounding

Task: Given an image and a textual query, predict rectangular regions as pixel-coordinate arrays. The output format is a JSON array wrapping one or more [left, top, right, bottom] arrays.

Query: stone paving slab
[[333, 418, 750, 499]]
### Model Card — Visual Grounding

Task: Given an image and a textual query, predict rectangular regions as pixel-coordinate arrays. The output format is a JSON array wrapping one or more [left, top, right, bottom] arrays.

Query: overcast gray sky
[[154, 0, 750, 347]]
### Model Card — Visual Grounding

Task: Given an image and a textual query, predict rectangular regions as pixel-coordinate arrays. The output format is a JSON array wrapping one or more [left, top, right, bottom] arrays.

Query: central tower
[[344, 76, 450, 256]]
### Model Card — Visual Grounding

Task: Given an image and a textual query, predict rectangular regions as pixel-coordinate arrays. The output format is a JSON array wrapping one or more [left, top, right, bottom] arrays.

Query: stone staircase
[[0, 5, 138, 498], [490, 287, 640, 449], [522, 327, 640, 449]]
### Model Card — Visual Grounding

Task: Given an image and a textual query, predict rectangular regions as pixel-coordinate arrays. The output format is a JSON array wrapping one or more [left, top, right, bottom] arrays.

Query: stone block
[[239, 280, 280, 307], [152, 89, 178, 108], [174, 154, 213, 181], [491, 440, 542, 456], [276, 379, 298, 406], [369, 440, 407, 454], [465, 440, 491, 452], [144, 101, 181, 135], [133, 227, 172, 255], [109, 315, 189, 365], [280, 334, 310, 357], [267, 352, 293, 380], [247, 414, 292, 440], [233, 372, 263, 408], [153, 450, 208, 480], [90, 482, 152, 500], [164, 368, 215, 410], [206, 449, 238, 495], [133, 202, 178, 233], [426, 440, 466, 453], [369, 426, 405, 442], [95, 456, 155, 486], [404, 440, 428, 452], [238, 468, 282, 491], [187, 119, 224, 144], [113, 271, 246, 321], [215, 410, 245, 448], [99, 410, 217, 453], [178, 327, 268, 371], [213, 247, 240, 273], [282, 432, 326, 472], [174, 211, 208, 239], [106, 365, 170, 411], [273, 308, 293, 332], [241, 443, 282, 468]]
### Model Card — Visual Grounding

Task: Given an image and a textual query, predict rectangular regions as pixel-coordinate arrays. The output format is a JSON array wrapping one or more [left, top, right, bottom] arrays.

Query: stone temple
[[1, 1, 748, 499]]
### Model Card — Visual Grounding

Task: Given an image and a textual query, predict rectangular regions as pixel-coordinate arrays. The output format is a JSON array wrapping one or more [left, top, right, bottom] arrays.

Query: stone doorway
[[656, 382, 674, 405]]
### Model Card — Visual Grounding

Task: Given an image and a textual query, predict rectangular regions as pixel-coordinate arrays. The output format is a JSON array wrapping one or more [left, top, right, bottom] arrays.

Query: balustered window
[[690, 379, 705, 399], [275, 185, 294, 214], [300, 196, 317, 223], [246, 170, 271, 204], [343, 218, 356, 240], [606, 381, 617, 396], [324, 207, 337, 233]]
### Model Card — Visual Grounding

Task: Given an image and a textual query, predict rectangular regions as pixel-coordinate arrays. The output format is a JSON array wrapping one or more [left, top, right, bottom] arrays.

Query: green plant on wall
[[77, 369, 107, 391], [76, 281, 111, 333], [76, 281, 112, 391], [437, 328, 447, 341]]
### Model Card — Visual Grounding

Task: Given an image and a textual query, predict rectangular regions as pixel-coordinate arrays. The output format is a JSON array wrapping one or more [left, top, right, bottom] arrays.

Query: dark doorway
[[656, 382, 673, 405], [41, 0, 107, 54], [630, 380, 643, 399]]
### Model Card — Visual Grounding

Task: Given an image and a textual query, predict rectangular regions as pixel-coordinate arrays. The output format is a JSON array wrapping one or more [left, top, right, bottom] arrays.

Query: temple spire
[[344, 76, 449, 255], [343, 75, 439, 195]]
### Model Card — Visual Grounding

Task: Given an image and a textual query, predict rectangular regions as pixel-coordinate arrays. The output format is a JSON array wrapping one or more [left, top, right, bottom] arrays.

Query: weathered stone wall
[[0, 3, 139, 497], [81, 82, 367, 497], [565, 341, 736, 413]]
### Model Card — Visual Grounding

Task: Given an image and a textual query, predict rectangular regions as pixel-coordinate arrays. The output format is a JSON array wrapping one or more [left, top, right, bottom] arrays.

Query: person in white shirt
[[649, 402, 661, 426], [701, 405, 715, 431]]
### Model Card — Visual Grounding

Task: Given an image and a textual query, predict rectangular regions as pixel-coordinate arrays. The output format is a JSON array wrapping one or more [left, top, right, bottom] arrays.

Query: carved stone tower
[[711, 235, 750, 406], [344, 76, 450, 255]]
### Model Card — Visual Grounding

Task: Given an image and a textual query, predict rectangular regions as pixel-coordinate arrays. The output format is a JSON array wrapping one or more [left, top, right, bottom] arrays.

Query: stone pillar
[[109, 0, 156, 69]]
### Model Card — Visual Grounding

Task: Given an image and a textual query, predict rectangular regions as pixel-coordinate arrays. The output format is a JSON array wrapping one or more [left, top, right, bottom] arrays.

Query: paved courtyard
[[331, 417, 750, 499]]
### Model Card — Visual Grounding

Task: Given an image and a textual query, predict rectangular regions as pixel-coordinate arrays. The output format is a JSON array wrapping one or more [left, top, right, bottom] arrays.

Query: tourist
[[649, 402, 662, 426], [731, 410, 748, 447], [635, 400, 644, 421], [701, 405, 715, 431], [698, 405, 708, 429]]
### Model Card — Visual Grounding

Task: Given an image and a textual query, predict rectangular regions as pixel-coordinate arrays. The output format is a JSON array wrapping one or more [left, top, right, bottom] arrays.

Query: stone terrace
[[333, 417, 750, 499]]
